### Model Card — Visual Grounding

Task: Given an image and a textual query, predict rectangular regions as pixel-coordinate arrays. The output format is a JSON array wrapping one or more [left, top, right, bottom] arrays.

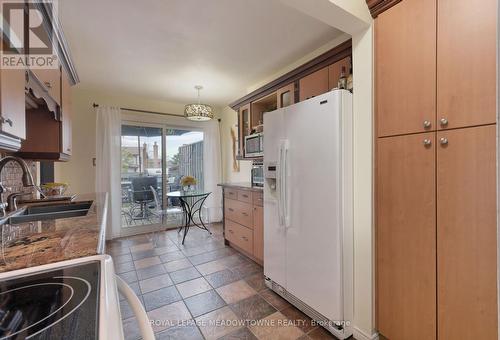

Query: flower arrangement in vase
[[180, 176, 197, 192]]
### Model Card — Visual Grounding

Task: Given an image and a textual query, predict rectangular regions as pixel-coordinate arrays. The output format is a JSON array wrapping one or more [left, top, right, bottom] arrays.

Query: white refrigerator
[[263, 89, 353, 339]]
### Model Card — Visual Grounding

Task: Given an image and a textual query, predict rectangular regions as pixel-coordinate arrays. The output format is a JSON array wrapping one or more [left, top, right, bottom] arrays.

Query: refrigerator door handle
[[277, 142, 284, 227], [282, 140, 290, 229]]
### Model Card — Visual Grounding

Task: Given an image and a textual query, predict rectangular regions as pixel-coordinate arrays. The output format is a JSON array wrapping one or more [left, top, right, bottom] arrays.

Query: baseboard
[[352, 327, 379, 340]]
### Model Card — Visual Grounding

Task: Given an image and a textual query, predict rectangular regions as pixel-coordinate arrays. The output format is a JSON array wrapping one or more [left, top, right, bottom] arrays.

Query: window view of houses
[[120, 124, 204, 227]]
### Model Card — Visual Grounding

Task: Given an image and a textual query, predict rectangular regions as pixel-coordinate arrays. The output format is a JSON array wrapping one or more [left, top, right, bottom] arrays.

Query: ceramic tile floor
[[107, 223, 341, 340]]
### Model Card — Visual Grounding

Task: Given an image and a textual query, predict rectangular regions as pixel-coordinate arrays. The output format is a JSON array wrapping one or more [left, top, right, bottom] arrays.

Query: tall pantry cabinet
[[375, 0, 497, 339]]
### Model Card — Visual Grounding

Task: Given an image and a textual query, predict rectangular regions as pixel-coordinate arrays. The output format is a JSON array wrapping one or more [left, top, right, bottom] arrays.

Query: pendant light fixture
[[184, 85, 214, 121]]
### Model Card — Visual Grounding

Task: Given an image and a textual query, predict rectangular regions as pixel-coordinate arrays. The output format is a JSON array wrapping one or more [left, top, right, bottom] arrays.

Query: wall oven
[[244, 133, 263, 157], [251, 163, 264, 187]]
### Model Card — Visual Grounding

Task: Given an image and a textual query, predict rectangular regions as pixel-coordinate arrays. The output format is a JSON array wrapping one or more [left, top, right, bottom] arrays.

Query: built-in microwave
[[244, 133, 263, 157]]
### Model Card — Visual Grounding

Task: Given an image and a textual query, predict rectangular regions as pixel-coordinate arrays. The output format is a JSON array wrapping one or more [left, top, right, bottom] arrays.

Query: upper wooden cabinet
[[0, 40, 25, 143], [437, 125, 497, 339], [0, 68, 26, 141], [238, 103, 250, 157], [299, 67, 329, 101], [376, 132, 437, 340], [18, 69, 72, 161], [61, 69, 72, 156], [437, 0, 496, 129], [277, 83, 295, 108], [375, 0, 436, 137], [31, 68, 61, 106], [328, 57, 350, 91]]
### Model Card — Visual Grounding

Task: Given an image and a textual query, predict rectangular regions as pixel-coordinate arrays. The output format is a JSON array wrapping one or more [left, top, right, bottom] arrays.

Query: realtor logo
[[1, 0, 58, 69]]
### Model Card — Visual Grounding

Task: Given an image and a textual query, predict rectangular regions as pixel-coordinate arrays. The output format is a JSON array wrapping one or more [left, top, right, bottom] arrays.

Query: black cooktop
[[0, 261, 100, 339]]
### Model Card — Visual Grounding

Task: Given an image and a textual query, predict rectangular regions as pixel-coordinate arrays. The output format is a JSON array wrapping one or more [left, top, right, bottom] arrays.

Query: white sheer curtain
[[95, 106, 122, 239], [203, 120, 223, 222]]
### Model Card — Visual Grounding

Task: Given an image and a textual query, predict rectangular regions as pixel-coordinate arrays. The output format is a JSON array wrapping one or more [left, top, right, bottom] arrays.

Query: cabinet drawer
[[225, 198, 253, 228], [237, 190, 252, 203], [224, 188, 238, 199], [225, 219, 253, 255], [253, 192, 263, 206]]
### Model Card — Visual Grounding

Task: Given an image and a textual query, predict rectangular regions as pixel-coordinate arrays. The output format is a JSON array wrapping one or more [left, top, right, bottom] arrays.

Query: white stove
[[0, 255, 153, 340]]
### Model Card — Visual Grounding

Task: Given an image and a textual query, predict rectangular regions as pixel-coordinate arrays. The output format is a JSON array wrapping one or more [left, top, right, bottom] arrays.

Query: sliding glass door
[[120, 122, 204, 234], [121, 124, 163, 229]]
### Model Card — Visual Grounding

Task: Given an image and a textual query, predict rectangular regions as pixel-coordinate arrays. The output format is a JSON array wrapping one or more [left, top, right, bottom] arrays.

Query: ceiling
[[59, 0, 343, 107]]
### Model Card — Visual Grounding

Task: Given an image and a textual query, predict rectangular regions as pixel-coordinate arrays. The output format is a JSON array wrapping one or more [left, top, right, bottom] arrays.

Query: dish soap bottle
[[338, 66, 347, 90], [346, 65, 353, 93]]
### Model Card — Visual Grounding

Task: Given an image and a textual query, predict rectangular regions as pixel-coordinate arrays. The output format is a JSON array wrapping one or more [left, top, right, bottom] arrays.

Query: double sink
[[2, 201, 93, 225]]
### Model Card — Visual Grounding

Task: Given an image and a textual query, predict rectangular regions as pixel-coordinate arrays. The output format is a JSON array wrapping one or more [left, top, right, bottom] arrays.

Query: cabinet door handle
[[228, 208, 234, 212], [440, 137, 448, 145], [423, 120, 431, 129], [242, 212, 248, 216], [423, 139, 432, 147], [440, 118, 448, 127], [228, 229, 234, 234], [242, 194, 249, 198], [242, 236, 248, 241], [44, 81, 52, 89]]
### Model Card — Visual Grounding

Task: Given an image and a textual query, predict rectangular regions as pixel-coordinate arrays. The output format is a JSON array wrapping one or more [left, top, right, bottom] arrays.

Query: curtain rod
[[92, 102, 221, 122], [92, 102, 183, 118]]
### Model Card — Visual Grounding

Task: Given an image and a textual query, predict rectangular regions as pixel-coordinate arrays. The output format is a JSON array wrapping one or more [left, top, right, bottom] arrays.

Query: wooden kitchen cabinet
[[0, 39, 25, 142], [375, 0, 497, 337], [437, 125, 497, 339], [437, 0, 496, 129], [18, 70, 73, 161], [375, 0, 436, 137], [251, 93, 276, 133], [230, 41, 352, 159], [223, 186, 264, 265], [32, 68, 61, 106], [238, 103, 250, 157], [277, 83, 295, 108], [61, 69, 72, 156], [225, 198, 253, 229], [225, 219, 254, 255], [376, 133, 436, 340], [253, 205, 263, 262], [0, 65, 26, 141], [299, 67, 329, 101], [328, 57, 350, 91]]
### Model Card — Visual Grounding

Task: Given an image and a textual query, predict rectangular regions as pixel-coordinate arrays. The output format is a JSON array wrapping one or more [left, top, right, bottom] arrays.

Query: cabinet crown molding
[[366, 0, 402, 18], [33, 1, 79, 85]]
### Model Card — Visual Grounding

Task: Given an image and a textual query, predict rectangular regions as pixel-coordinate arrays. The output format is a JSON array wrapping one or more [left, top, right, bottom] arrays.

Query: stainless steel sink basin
[[6, 201, 93, 224]]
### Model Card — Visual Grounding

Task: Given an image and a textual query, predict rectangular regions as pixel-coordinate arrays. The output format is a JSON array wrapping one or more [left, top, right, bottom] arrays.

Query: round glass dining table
[[166, 190, 212, 244]]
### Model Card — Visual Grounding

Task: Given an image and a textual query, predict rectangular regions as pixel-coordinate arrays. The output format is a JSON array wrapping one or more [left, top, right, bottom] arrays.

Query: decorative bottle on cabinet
[[346, 65, 353, 92], [337, 66, 347, 89]]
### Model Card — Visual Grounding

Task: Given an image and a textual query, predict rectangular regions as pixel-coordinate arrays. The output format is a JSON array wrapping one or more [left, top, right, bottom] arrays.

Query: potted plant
[[180, 176, 197, 192]]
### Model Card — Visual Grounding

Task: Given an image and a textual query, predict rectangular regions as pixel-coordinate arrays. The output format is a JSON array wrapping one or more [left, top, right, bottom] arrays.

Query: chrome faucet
[[0, 156, 35, 215]]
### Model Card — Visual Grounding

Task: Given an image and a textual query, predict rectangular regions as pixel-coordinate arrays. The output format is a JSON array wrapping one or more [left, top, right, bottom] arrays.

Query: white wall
[[351, 25, 375, 340], [54, 88, 222, 194], [219, 106, 253, 182]]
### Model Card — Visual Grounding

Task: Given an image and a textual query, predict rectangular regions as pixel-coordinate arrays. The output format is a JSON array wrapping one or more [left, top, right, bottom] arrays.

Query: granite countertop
[[218, 182, 263, 192], [0, 192, 108, 273]]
